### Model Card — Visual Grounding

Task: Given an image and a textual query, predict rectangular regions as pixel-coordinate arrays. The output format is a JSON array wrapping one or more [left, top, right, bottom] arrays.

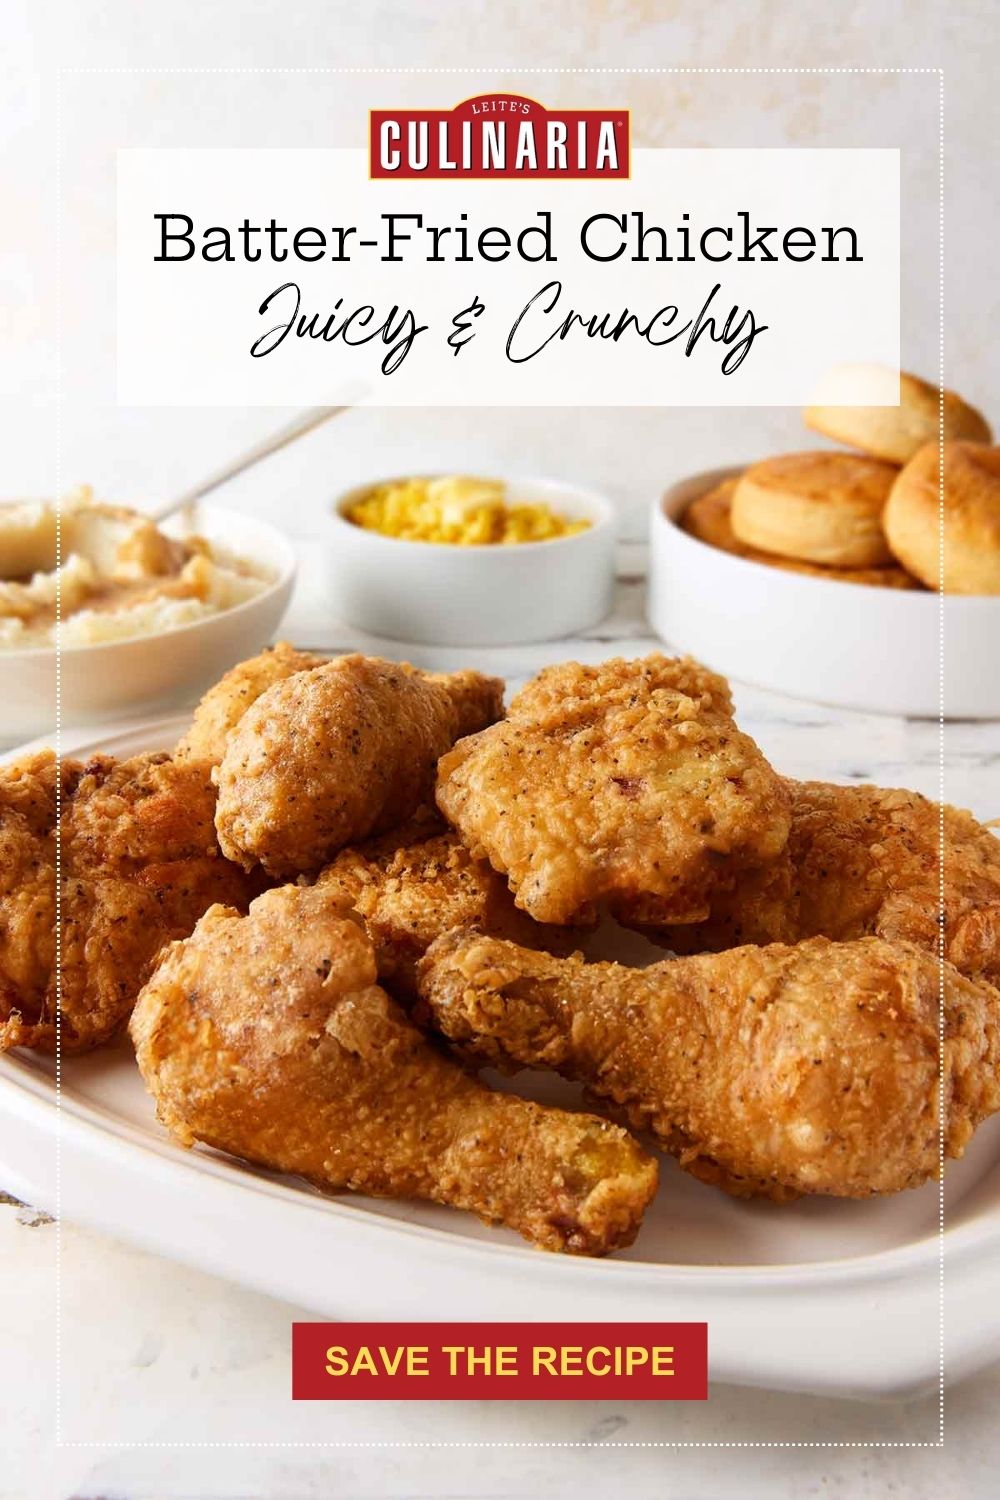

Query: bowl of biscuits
[[648, 367, 999, 717]]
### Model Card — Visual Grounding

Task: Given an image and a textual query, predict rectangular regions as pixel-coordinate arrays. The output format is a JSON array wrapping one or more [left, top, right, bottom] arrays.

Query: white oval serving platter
[[1, 716, 998, 1401]]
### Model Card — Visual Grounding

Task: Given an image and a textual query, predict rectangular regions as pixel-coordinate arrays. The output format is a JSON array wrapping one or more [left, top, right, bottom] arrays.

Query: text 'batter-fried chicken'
[[215, 655, 504, 878], [130, 887, 658, 1254], [435, 655, 791, 926], [419, 931, 1000, 1201], [0, 750, 259, 1053]]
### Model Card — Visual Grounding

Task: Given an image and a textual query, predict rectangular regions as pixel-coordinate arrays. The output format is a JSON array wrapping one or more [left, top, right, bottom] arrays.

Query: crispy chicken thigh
[[419, 931, 1000, 1201], [175, 642, 326, 764], [435, 656, 791, 926], [215, 656, 504, 878], [317, 813, 580, 999], [130, 886, 658, 1254], [643, 780, 1000, 987], [0, 750, 258, 1052]]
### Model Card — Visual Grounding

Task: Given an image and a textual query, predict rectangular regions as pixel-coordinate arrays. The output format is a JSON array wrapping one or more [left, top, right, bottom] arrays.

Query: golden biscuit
[[681, 480, 915, 587], [681, 481, 919, 589], [680, 479, 744, 552], [729, 452, 897, 567], [806, 370, 991, 464], [884, 441, 1000, 594]]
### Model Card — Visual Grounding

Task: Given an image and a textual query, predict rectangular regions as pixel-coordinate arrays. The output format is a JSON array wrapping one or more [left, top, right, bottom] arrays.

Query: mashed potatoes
[[344, 475, 590, 546], [0, 488, 272, 650]]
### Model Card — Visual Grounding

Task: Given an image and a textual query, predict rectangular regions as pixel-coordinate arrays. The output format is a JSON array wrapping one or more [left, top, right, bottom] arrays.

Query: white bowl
[[649, 465, 1000, 720], [0, 503, 295, 745], [326, 475, 616, 647]]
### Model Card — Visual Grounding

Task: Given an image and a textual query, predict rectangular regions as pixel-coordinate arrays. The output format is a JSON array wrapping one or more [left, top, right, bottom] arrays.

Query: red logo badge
[[370, 95, 630, 180]]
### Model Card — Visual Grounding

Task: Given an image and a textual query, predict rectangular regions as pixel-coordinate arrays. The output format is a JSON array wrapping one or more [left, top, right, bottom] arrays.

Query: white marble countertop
[[5, 533, 999, 1500]]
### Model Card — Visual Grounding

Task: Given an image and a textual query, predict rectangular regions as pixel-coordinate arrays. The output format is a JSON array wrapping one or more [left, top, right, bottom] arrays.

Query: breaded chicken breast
[[435, 655, 791, 926]]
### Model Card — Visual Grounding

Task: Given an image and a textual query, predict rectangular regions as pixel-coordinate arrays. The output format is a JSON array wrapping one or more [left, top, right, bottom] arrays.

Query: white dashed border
[[52, 64, 946, 1451]]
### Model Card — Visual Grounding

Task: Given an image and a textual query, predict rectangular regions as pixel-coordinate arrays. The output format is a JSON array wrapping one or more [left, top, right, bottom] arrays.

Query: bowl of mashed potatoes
[[1, 489, 296, 742], [328, 473, 615, 646]]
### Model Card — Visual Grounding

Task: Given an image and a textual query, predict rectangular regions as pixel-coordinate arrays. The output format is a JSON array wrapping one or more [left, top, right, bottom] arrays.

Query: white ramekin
[[648, 465, 1000, 720], [325, 475, 616, 648]]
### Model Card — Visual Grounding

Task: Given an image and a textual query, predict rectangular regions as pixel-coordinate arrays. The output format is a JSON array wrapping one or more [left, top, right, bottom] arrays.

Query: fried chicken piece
[[215, 655, 504, 878], [640, 780, 1000, 987], [130, 886, 657, 1255], [317, 813, 581, 999], [175, 642, 327, 763], [0, 750, 259, 1053], [419, 930, 1000, 1201], [435, 655, 791, 926]]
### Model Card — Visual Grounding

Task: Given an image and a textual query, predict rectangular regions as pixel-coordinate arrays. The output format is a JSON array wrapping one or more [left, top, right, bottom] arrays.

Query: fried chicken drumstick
[[435, 655, 791, 926], [644, 780, 1000, 987], [0, 750, 258, 1052], [215, 655, 504, 877], [130, 886, 658, 1254], [419, 931, 1000, 1200]]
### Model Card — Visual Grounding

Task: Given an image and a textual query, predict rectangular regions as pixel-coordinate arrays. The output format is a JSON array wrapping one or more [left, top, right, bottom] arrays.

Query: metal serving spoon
[[148, 399, 364, 525]]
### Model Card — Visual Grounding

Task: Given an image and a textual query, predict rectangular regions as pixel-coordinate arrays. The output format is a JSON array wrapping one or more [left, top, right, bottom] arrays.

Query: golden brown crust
[[425, 668, 507, 739], [641, 779, 1000, 990], [317, 820, 581, 999], [730, 452, 897, 567], [681, 481, 920, 589], [214, 655, 504, 878], [130, 886, 658, 1255], [884, 441, 1000, 594], [435, 655, 791, 926], [806, 371, 992, 464], [175, 642, 327, 763], [0, 750, 259, 1053], [419, 930, 1000, 1200]]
